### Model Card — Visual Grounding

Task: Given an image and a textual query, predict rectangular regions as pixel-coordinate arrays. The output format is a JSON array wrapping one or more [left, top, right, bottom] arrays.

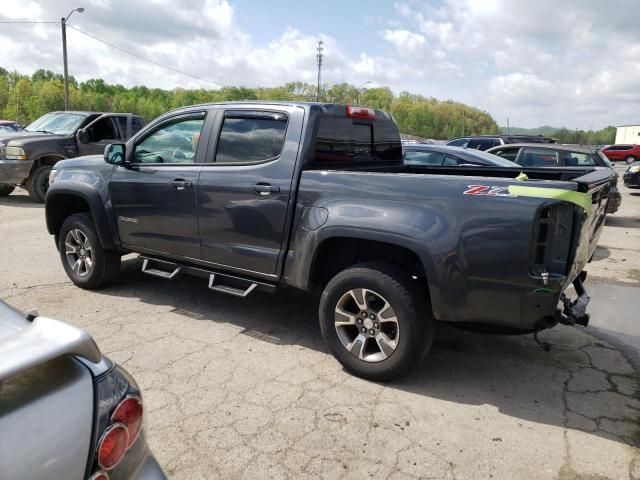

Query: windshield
[[25, 112, 87, 135], [597, 150, 613, 167]]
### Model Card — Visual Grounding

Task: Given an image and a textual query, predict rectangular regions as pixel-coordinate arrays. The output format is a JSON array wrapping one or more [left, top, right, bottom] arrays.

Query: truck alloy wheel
[[319, 262, 435, 381], [65, 229, 94, 277], [334, 288, 400, 362]]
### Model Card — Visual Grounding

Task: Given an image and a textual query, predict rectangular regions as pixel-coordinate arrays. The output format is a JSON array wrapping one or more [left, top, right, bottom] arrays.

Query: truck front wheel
[[58, 213, 121, 289], [26, 165, 52, 203], [319, 262, 434, 381]]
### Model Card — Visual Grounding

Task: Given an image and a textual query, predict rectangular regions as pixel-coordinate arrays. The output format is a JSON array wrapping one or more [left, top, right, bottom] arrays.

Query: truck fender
[[45, 182, 117, 250]]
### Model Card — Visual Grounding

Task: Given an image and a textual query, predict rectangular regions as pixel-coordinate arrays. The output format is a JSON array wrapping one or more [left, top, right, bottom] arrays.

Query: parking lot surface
[[1, 165, 638, 479]]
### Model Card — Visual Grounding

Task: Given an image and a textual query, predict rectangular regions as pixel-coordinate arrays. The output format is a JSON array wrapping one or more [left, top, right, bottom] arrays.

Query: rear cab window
[[492, 147, 520, 161], [563, 151, 597, 166], [314, 115, 401, 166]]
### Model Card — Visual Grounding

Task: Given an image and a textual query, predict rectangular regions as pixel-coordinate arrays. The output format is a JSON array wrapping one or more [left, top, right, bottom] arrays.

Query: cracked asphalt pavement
[[1, 166, 638, 479]]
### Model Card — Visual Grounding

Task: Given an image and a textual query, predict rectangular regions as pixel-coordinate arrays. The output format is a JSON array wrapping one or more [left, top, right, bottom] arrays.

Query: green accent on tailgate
[[507, 185, 592, 214]]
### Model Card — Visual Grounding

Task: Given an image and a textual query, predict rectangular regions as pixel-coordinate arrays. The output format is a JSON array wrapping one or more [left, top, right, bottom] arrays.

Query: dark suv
[[447, 134, 557, 151]]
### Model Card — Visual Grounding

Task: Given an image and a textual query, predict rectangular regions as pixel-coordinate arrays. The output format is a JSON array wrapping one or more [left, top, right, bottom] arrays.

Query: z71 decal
[[463, 185, 514, 197]]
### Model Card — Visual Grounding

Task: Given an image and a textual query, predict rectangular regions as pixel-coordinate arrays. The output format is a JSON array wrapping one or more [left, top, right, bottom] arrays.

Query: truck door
[[109, 111, 211, 258], [76, 115, 121, 156], [197, 106, 304, 276]]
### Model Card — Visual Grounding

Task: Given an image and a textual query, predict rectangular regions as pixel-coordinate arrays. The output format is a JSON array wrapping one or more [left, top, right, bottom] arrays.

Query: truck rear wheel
[[319, 262, 434, 381], [26, 165, 52, 203], [58, 213, 121, 289], [0, 184, 15, 196]]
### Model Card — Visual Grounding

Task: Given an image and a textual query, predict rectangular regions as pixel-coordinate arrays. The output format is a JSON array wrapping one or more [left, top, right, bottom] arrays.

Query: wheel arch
[[45, 183, 117, 250]]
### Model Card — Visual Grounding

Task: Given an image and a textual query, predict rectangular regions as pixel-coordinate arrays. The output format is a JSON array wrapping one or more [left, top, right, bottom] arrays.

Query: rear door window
[[563, 151, 597, 166], [215, 112, 288, 163], [518, 148, 560, 167], [403, 150, 445, 166], [492, 147, 520, 161], [447, 138, 469, 147], [467, 138, 497, 150]]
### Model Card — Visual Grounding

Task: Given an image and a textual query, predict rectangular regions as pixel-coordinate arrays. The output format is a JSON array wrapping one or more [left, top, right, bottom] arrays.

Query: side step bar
[[139, 256, 276, 297], [142, 258, 181, 279]]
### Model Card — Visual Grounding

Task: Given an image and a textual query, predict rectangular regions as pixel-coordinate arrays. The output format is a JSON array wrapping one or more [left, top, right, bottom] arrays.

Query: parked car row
[[402, 142, 622, 213]]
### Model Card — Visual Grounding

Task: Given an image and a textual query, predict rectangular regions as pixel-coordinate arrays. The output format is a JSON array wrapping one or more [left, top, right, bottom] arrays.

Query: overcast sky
[[1, 0, 639, 129]]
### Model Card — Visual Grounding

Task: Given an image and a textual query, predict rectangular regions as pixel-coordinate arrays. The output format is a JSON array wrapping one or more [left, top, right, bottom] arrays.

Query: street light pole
[[355, 80, 372, 105], [61, 7, 84, 110]]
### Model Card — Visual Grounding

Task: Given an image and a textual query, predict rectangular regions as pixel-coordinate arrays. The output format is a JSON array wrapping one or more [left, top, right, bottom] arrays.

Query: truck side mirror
[[104, 143, 126, 165], [76, 129, 89, 144]]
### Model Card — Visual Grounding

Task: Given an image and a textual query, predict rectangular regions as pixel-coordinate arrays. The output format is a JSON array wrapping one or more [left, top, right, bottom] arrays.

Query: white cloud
[[1, 0, 640, 128]]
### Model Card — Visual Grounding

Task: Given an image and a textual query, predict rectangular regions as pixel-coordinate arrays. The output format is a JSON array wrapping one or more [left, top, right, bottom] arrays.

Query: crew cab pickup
[[45, 102, 612, 380], [0, 111, 145, 202]]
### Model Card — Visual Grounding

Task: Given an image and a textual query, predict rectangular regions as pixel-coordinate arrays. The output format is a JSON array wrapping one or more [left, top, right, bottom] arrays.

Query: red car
[[600, 144, 640, 164]]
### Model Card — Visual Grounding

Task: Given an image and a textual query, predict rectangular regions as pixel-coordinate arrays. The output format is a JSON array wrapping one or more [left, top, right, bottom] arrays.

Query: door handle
[[169, 179, 193, 190], [252, 183, 280, 195]]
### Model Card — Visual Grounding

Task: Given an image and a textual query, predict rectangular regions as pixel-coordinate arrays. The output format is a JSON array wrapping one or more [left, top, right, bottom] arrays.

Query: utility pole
[[61, 7, 84, 110], [507, 117, 510, 135], [316, 40, 324, 102]]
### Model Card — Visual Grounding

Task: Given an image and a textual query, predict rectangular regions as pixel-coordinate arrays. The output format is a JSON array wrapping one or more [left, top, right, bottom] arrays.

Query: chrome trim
[[110, 395, 143, 448], [97, 423, 129, 471]]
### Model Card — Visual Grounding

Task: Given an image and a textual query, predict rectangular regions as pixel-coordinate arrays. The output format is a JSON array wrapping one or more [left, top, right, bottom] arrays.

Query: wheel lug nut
[[361, 312, 367, 317], [369, 329, 375, 335], [361, 327, 366, 333], [370, 314, 375, 320], [374, 323, 379, 328], [357, 319, 362, 324]]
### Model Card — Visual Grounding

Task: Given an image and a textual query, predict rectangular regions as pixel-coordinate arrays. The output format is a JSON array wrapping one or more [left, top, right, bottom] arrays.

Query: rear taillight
[[98, 424, 129, 469], [346, 105, 375, 119], [88, 365, 144, 477], [111, 396, 143, 448], [88, 472, 109, 480]]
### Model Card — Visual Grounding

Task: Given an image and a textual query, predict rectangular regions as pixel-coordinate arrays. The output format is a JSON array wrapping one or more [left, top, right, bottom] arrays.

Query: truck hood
[[0, 131, 64, 146], [0, 300, 102, 382], [56, 154, 104, 169]]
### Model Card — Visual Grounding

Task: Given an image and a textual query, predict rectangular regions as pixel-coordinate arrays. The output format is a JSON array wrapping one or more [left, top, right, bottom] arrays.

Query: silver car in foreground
[[0, 300, 166, 480]]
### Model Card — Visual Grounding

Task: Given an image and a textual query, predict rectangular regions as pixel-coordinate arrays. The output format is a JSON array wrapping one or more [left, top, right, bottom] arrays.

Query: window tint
[[315, 117, 373, 162], [403, 150, 445, 166], [447, 138, 469, 147], [135, 117, 205, 164], [216, 114, 287, 163], [493, 147, 520, 161], [87, 117, 117, 142], [518, 148, 560, 167], [132, 117, 144, 135], [467, 138, 497, 150], [442, 155, 463, 166], [564, 151, 597, 166]]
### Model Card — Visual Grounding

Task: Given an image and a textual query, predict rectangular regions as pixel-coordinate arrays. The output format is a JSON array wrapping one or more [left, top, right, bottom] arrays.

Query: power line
[[0, 21, 58, 24], [66, 24, 223, 87]]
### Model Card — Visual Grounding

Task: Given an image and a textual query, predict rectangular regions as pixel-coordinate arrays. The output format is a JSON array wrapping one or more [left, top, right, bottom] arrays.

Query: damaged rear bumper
[[556, 271, 590, 327]]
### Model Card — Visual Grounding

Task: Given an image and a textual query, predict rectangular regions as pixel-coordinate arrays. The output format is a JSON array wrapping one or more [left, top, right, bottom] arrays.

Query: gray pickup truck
[[45, 102, 612, 380], [0, 111, 144, 202]]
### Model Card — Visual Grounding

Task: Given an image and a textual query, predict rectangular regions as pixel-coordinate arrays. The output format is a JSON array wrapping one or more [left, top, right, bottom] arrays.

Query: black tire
[[58, 213, 121, 289], [26, 165, 52, 203], [319, 262, 435, 381], [626, 156, 636, 165], [0, 184, 14, 196]]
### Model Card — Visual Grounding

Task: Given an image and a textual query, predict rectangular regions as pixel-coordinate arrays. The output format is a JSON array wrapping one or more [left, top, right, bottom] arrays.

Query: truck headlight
[[49, 168, 59, 185], [5, 146, 27, 160], [628, 165, 640, 173]]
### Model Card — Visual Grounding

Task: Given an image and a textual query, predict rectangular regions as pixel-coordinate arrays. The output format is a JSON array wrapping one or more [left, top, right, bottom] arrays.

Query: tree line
[[503, 125, 616, 145], [0, 67, 499, 140]]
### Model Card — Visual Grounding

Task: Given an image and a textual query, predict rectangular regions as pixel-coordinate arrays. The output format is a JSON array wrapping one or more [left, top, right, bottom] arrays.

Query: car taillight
[[88, 472, 109, 480], [346, 105, 375, 119], [98, 423, 129, 469], [112, 396, 143, 448]]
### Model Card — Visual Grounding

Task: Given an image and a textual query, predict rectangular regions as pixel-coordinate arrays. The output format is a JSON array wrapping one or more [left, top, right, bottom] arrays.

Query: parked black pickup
[[0, 111, 144, 201], [45, 102, 612, 380]]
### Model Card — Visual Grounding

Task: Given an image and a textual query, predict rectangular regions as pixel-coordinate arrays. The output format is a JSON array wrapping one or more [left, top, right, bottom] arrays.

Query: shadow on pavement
[[605, 216, 640, 229], [0, 192, 41, 209], [97, 257, 639, 449]]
